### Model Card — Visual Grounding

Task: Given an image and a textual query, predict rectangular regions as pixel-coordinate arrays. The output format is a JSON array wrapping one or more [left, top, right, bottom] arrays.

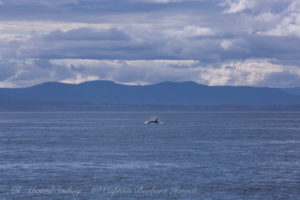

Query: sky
[[0, 0, 300, 88]]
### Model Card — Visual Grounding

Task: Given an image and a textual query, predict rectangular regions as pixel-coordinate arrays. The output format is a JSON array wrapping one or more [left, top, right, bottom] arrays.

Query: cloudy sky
[[0, 0, 300, 88]]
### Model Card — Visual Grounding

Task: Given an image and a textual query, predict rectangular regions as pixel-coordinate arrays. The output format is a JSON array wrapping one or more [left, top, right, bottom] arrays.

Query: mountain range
[[0, 80, 300, 105]]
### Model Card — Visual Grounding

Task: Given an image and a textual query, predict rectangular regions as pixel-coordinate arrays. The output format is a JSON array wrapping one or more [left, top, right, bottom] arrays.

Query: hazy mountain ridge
[[0, 80, 300, 105], [282, 87, 300, 96]]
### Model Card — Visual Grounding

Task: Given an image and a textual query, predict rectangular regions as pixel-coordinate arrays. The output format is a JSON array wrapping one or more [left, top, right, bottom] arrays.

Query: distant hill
[[0, 80, 300, 105], [282, 87, 300, 96]]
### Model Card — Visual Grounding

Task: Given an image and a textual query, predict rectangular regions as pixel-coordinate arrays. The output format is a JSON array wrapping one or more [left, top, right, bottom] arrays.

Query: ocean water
[[1, 111, 300, 199]]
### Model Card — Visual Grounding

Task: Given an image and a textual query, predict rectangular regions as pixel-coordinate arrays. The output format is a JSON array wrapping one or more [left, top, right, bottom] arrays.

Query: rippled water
[[1, 111, 300, 199]]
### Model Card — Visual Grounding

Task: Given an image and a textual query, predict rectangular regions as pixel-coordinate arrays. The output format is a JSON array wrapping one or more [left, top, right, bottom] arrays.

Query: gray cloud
[[0, 59, 75, 87], [44, 28, 130, 41], [0, 60, 17, 81], [12, 27, 300, 66]]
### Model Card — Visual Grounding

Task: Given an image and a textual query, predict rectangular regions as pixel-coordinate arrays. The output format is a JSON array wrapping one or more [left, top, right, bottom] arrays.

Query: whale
[[145, 118, 161, 124]]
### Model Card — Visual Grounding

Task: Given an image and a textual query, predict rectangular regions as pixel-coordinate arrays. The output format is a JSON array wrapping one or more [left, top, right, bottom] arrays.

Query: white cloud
[[220, 40, 232, 50], [0, 34, 30, 41], [254, 12, 278, 22], [201, 59, 300, 87], [0, 21, 114, 35], [221, 0, 256, 14], [138, 0, 183, 3], [257, 1, 300, 37], [168, 26, 215, 37]]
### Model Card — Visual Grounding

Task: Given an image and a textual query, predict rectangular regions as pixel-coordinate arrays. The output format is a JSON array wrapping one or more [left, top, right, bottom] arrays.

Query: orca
[[145, 118, 159, 124]]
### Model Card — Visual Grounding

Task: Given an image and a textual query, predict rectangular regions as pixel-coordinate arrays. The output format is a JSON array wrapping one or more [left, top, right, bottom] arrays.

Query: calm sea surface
[[1, 111, 300, 199]]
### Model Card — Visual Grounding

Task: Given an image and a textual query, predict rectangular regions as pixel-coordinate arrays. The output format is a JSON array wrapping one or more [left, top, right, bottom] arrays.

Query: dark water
[[1, 111, 300, 199]]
